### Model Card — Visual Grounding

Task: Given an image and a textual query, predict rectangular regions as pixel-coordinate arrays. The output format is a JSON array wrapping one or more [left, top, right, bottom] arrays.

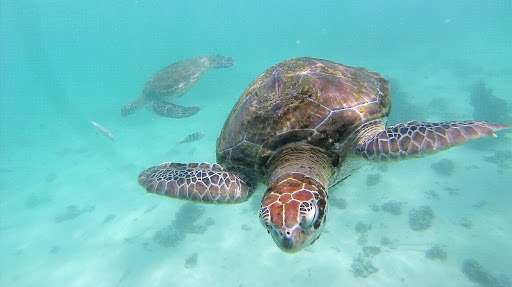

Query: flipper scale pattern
[[138, 162, 249, 203], [358, 120, 509, 162]]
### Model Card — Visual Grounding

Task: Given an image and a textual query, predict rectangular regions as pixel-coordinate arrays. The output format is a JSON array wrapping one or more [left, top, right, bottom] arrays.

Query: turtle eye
[[299, 201, 318, 229]]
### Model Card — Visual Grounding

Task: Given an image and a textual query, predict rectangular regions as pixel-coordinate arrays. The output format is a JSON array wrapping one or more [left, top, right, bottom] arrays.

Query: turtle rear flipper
[[152, 101, 200, 118], [357, 120, 510, 162], [138, 162, 250, 203]]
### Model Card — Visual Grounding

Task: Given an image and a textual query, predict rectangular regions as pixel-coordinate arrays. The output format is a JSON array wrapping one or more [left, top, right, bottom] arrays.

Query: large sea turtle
[[138, 58, 509, 252], [121, 55, 235, 118]]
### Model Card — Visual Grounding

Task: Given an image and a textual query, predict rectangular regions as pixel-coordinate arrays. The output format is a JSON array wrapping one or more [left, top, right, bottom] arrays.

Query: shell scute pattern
[[143, 58, 208, 98], [217, 58, 391, 173]]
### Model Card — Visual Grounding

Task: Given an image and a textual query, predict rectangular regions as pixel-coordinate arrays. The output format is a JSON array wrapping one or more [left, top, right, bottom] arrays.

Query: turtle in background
[[121, 55, 235, 118], [138, 58, 509, 252]]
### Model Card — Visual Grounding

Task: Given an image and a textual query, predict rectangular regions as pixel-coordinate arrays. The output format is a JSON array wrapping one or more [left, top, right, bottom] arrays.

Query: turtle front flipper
[[357, 120, 510, 162], [152, 101, 200, 118], [138, 162, 250, 203]]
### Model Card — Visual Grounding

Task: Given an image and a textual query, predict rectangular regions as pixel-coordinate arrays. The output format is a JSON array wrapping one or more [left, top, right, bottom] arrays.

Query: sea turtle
[[121, 55, 235, 118], [138, 58, 509, 252]]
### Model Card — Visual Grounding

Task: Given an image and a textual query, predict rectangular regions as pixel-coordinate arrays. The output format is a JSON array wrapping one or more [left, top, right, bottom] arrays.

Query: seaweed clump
[[424, 190, 441, 200], [363, 246, 381, 258], [184, 252, 198, 269], [351, 253, 378, 278], [484, 150, 512, 170], [380, 236, 399, 249], [462, 259, 511, 287], [425, 245, 447, 262], [458, 217, 473, 229], [381, 200, 403, 216], [153, 203, 215, 248], [473, 200, 488, 208], [355, 221, 372, 234], [408, 205, 435, 231], [355, 221, 372, 245], [370, 200, 403, 215], [431, 159, 455, 176], [153, 226, 186, 247], [365, 173, 382, 187]]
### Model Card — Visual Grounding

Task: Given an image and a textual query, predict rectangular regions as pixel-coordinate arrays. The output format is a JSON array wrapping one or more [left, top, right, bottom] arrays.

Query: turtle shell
[[143, 56, 210, 100], [216, 57, 390, 176]]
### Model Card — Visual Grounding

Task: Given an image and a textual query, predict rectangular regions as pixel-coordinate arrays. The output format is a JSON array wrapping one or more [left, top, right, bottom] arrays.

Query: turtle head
[[209, 55, 235, 69], [259, 173, 328, 253], [121, 96, 145, 116]]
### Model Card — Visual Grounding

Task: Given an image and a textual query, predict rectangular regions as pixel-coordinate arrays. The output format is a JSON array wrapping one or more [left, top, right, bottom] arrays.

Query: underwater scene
[[1, 1, 511, 286]]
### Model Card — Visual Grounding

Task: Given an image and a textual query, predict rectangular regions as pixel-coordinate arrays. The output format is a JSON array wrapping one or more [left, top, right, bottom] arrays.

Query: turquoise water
[[1, 1, 511, 286]]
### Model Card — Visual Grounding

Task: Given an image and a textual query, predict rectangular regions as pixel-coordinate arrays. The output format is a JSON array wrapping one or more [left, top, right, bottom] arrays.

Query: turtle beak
[[260, 207, 319, 253], [270, 227, 311, 253]]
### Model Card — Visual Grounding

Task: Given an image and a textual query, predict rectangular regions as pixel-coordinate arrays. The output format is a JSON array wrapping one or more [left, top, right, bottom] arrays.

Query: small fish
[[90, 120, 115, 141], [177, 132, 205, 144]]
